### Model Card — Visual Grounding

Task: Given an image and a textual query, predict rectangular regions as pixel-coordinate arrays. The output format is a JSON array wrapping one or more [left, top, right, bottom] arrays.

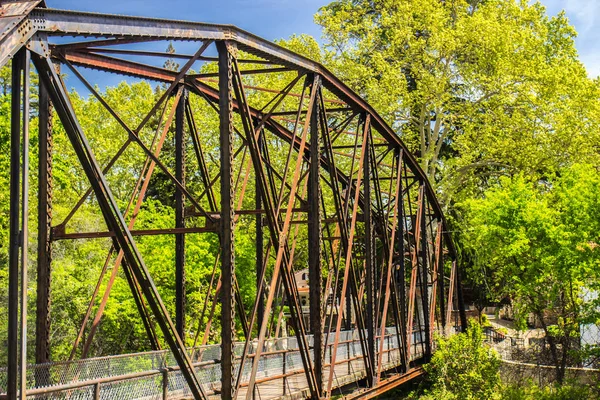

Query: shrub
[[501, 381, 594, 400], [424, 321, 501, 400]]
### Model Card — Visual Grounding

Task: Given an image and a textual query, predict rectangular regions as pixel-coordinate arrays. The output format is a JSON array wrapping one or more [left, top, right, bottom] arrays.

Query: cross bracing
[[0, 1, 467, 399]]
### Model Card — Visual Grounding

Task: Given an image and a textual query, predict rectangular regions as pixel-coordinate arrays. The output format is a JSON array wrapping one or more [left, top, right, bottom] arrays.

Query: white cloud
[[555, 0, 600, 34]]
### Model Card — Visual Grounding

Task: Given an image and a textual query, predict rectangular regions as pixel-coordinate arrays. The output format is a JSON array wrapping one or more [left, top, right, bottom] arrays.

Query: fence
[[0, 328, 427, 399]]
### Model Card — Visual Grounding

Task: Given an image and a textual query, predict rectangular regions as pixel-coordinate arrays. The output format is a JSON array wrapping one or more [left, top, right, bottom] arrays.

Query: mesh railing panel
[[1, 329, 413, 398], [0, 345, 216, 392]]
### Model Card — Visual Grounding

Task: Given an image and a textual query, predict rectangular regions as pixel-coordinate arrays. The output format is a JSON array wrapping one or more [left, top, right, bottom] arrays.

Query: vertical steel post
[[175, 87, 187, 340], [363, 122, 376, 387], [94, 382, 101, 400], [162, 369, 169, 400], [282, 352, 287, 395], [36, 70, 52, 369], [19, 49, 30, 400], [406, 185, 424, 363], [308, 79, 323, 395], [217, 41, 235, 400], [345, 280, 352, 330], [8, 49, 24, 400], [256, 168, 264, 330], [347, 341, 351, 374], [446, 260, 456, 335], [429, 223, 442, 345], [395, 152, 409, 371], [420, 194, 431, 359], [438, 225, 446, 331]]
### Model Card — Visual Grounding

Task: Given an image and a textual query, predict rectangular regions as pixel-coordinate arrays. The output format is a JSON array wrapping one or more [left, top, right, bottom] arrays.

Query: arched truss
[[2, 1, 467, 399]]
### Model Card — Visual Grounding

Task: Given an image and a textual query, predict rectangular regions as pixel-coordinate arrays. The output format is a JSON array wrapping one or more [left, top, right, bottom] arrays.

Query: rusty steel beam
[[35, 77, 52, 370], [186, 101, 218, 213], [217, 41, 236, 400], [8, 47, 24, 400], [376, 146, 403, 383], [0, 1, 43, 68], [308, 83, 323, 394], [0, 8, 472, 400], [33, 53, 209, 400], [175, 87, 187, 340], [406, 185, 424, 362], [364, 121, 376, 388], [343, 367, 425, 400], [326, 114, 370, 396], [0, 7, 461, 264], [429, 223, 443, 346], [256, 172, 265, 332], [420, 192, 432, 360], [19, 50, 31, 400]]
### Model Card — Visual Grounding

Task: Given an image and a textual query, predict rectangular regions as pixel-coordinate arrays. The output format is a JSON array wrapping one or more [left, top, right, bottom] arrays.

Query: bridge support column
[[256, 171, 264, 331], [394, 149, 409, 372], [420, 192, 431, 360], [438, 226, 446, 333], [218, 41, 236, 400], [175, 87, 187, 340], [364, 120, 376, 387], [8, 48, 22, 400], [8, 48, 31, 400], [36, 70, 53, 374], [7, 48, 29, 400], [308, 81, 323, 395]]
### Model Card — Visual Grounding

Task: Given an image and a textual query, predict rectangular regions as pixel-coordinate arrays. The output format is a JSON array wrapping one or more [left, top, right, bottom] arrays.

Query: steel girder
[[0, 1, 468, 399]]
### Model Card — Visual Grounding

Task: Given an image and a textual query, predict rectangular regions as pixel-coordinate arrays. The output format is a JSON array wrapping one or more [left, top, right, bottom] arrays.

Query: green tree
[[460, 164, 600, 382], [316, 0, 600, 203]]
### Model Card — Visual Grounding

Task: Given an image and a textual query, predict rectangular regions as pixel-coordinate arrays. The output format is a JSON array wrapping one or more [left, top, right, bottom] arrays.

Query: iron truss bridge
[[0, 1, 467, 399]]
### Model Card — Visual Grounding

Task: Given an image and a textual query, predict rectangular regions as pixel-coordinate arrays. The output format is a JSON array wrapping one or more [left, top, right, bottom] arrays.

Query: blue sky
[[47, 0, 600, 80], [544, 0, 600, 77], [47, 0, 330, 43]]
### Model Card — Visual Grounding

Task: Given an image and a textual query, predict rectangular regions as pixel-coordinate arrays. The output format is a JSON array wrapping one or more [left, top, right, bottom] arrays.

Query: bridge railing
[[0, 328, 428, 399]]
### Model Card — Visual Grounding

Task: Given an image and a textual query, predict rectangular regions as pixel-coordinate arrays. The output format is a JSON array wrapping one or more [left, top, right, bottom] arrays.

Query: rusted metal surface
[[218, 40, 236, 400], [35, 78, 52, 370], [32, 53, 209, 400], [0, 4, 468, 399], [0, 1, 43, 67], [342, 367, 425, 400], [8, 47, 24, 400]]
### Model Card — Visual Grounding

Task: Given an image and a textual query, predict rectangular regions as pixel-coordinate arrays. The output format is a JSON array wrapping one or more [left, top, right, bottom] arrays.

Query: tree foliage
[[418, 321, 501, 400], [0, 4, 599, 393], [460, 164, 600, 381], [316, 0, 600, 202]]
